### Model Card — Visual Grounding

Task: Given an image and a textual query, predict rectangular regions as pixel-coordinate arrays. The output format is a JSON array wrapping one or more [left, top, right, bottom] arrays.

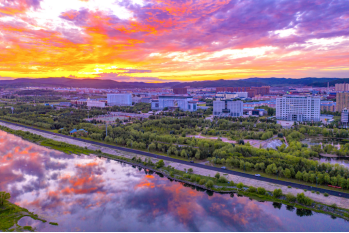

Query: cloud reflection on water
[[1, 130, 348, 231]]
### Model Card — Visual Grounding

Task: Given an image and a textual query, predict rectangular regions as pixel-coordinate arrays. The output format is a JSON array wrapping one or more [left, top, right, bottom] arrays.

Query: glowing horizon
[[0, 0, 348, 82]]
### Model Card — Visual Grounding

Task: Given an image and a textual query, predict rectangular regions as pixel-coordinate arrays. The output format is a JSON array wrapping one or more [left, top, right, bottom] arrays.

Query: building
[[216, 86, 270, 97], [173, 88, 187, 94], [151, 96, 197, 111], [87, 99, 106, 108], [341, 108, 349, 128], [132, 97, 142, 104], [59, 102, 72, 107], [336, 92, 349, 112], [253, 86, 270, 95], [320, 101, 336, 112], [276, 95, 320, 122], [107, 94, 132, 106], [140, 97, 152, 103], [335, 83, 349, 92], [213, 100, 243, 117]]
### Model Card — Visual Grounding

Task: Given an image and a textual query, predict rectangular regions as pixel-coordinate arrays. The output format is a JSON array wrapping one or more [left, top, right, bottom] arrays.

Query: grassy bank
[[0, 200, 56, 231]]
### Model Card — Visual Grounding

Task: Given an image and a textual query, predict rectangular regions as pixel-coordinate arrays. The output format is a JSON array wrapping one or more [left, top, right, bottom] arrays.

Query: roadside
[[1, 121, 349, 209]]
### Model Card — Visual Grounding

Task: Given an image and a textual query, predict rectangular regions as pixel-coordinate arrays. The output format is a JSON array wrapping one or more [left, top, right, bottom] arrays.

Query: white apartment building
[[216, 92, 248, 100], [213, 100, 243, 117], [341, 108, 348, 128], [151, 96, 197, 111], [276, 95, 320, 122], [87, 99, 106, 108], [107, 94, 132, 106]]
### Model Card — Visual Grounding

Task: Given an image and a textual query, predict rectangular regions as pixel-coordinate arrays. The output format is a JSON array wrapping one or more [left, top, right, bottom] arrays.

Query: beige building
[[337, 92, 349, 112], [335, 83, 349, 92]]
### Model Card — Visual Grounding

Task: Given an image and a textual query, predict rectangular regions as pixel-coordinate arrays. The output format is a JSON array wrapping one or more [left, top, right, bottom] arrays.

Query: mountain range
[[0, 77, 347, 89]]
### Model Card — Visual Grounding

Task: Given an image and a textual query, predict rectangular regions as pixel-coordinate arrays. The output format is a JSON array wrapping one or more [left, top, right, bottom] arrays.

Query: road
[[1, 119, 348, 199]]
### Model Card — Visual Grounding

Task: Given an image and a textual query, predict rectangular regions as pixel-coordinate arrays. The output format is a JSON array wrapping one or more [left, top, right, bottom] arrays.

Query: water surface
[[1, 130, 349, 231]]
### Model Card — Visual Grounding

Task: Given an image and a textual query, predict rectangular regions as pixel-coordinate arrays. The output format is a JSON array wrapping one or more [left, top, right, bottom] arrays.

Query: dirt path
[[1, 121, 349, 209]]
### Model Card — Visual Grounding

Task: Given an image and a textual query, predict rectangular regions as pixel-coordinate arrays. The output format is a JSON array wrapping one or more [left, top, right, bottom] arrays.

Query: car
[[189, 161, 194, 163], [255, 174, 261, 177], [221, 166, 226, 169]]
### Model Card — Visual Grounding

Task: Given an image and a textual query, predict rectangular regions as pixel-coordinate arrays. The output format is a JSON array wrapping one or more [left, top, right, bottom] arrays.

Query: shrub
[[273, 189, 283, 198], [288, 186, 291, 188], [183, 174, 190, 178], [249, 186, 257, 193], [257, 187, 266, 195], [286, 193, 296, 202], [296, 193, 313, 206], [156, 159, 165, 168], [324, 193, 329, 197], [190, 175, 197, 182], [316, 191, 320, 194], [199, 179, 206, 185], [304, 189, 307, 192], [215, 172, 220, 179], [311, 191, 315, 193], [237, 182, 244, 190], [206, 180, 214, 189], [330, 203, 337, 209], [188, 168, 193, 173], [219, 176, 228, 183], [196, 176, 201, 183], [169, 171, 174, 177]]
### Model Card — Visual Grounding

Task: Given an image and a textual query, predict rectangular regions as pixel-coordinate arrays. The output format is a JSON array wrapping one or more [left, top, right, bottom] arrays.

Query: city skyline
[[0, 0, 349, 82]]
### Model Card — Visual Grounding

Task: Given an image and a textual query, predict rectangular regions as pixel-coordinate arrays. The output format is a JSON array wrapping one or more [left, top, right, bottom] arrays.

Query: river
[[1, 130, 349, 231]]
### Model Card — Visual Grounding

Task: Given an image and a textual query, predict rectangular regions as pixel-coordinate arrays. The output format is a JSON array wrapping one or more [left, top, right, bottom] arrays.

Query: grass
[[0, 201, 56, 231]]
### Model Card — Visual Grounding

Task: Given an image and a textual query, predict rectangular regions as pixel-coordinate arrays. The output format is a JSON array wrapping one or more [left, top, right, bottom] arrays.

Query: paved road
[[1, 119, 349, 199]]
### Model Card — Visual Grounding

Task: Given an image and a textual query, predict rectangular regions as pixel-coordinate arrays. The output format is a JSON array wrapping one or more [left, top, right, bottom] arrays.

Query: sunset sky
[[0, 0, 348, 82]]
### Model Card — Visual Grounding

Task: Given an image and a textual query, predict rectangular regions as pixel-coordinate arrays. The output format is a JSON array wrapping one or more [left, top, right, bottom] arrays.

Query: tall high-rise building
[[335, 83, 349, 92], [336, 92, 349, 112], [107, 94, 132, 106], [173, 88, 187, 94], [276, 95, 320, 122], [213, 100, 243, 117]]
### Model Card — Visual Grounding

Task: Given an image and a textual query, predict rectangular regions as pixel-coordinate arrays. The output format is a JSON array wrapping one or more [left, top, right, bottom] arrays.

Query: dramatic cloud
[[0, 0, 348, 81]]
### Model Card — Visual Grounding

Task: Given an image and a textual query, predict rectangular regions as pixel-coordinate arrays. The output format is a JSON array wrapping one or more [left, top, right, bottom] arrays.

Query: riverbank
[[0, 200, 55, 231], [1, 122, 349, 213]]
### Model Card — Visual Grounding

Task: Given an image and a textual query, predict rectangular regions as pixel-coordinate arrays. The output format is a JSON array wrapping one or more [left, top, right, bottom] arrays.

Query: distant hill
[[0, 77, 344, 89], [0, 78, 176, 89]]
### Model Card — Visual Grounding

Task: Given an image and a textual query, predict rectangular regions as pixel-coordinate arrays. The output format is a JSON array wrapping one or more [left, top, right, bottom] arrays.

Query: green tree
[[148, 143, 156, 151], [284, 168, 291, 178], [273, 189, 283, 198], [206, 180, 214, 189], [295, 171, 303, 181], [156, 159, 165, 168], [0, 192, 11, 206], [331, 177, 338, 186], [286, 193, 296, 202], [296, 193, 313, 206], [237, 182, 244, 190], [215, 172, 220, 179], [265, 163, 278, 175], [219, 176, 228, 183], [257, 187, 266, 195]]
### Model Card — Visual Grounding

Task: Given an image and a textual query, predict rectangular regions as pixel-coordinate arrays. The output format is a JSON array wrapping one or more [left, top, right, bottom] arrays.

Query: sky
[[0, 0, 348, 82]]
